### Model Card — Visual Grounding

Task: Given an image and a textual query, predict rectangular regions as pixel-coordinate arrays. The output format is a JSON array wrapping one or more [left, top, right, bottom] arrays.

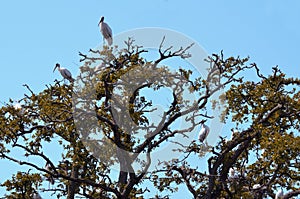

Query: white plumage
[[252, 184, 261, 190], [98, 16, 113, 46], [252, 183, 267, 192], [14, 102, 22, 110], [229, 168, 237, 178], [198, 123, 210, 143], [94, 62, 106, 72], [13, 101, 26, 115], [275, 189, 283, 199], [53, 63, 74, 83], [33, 192, 42, 199]]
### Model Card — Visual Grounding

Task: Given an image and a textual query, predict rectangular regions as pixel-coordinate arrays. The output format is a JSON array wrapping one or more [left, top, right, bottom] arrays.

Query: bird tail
[[107, 37, 113, 46], [69, 78, 75, 83]]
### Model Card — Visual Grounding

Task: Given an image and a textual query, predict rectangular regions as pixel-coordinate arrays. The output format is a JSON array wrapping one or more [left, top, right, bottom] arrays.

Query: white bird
[[259, 148, 266, 159], [198, 123, 210, 144], [98, 16, 113, 46], [13, 101, 26, 115], [53, 63, 75, 83], [14, 102, 22, 110], [252, 183, 267, 191], [33, 192, 42, 199], [229, 168, 238, 180], [275, 189, 283, 199], [252, 184, 261, 190], [94, 62, 106, 73]]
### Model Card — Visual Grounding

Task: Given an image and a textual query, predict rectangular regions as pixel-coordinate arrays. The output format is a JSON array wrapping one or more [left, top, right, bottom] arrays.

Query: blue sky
[[0, 0, 300, 198], [1, 0, 300, 104]]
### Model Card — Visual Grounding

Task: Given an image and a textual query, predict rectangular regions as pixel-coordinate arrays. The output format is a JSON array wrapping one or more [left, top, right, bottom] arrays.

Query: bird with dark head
[[98, 16, 113, 46], [198, 122, 210, 144], [53, 63, 75, 83]]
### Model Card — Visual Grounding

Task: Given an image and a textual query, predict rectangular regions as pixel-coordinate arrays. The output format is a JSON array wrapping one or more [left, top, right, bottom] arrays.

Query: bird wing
[[101, 22, 113, 45], [204, 125, 210, 135], [61, 68, 72, 78], [198, 128, 207, 142], [198, 124, 210, 142], [61, 68, 74, 82], [101, 22, 112, 38]]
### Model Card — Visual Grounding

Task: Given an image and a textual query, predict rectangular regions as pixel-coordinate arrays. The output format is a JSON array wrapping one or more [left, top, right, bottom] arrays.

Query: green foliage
[[2, 171, 42, 199], [0, 40, 299, 199]]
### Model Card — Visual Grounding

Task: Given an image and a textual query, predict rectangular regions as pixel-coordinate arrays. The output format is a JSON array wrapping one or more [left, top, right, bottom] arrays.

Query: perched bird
[[259, 148, 266, 159], [252, 184, 261, 190], [98, 16, 113, 46], [198, 123, 210, 144], [13, 102, 22, 110], [228, 167, 238, 180], [252, 183, 267, 191], [33, 192, 42, 199], [53, 63, 75, 83], [94, 62, 106, 73], [275, 188, 283, 199], [13, 101, 27, 115]]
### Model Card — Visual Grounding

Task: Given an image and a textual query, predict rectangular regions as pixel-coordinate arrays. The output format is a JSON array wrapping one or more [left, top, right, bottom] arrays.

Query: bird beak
[[53, 66, 57, 72], [98, 16, 104, 26]]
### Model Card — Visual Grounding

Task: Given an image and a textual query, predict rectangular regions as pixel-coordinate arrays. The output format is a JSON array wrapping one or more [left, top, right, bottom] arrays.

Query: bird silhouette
[[53, 63, 75, 83], [198, 123, 210, 145], [98, 16, 113, 46]]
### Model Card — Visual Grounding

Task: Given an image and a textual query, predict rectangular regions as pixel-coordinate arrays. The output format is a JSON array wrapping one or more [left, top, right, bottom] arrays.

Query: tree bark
[[67, 164, 79, 199], [117, 148, 135, 184]]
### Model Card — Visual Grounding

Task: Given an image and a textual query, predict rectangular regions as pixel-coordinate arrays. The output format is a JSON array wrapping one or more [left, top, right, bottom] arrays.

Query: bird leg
[[205, 140, 208, 147]]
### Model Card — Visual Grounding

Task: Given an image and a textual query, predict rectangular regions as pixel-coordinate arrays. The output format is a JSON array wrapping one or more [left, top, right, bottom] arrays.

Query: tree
[[0, 38, 299, 199]]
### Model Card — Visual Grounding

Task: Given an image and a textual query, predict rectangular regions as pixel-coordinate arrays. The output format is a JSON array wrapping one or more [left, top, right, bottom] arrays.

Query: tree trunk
[[116, 148, 135, 184], [117, 148, 129, 184], [67, 164, 79, 199]]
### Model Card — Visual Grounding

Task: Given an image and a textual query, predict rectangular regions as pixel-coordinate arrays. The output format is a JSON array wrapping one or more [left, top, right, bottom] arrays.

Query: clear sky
[[0, 0, 300, 198], [1, 0, 300, 104]]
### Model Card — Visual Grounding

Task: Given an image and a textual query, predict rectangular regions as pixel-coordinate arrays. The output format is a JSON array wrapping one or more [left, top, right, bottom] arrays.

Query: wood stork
[[259, 148, 265, 159], [14, 102, 22, 110], [33, 192, 42, 199], [229, 167, 238, 180], [13, 101, 26, 115], [53, 63, 75, 83], [252, 184, 261, 190], [275, 189, 283, 199], [252, 183, 267, 191], [94, 62, 106, 73], [98, 16, 113, 46], [198, 123, 210, 144]]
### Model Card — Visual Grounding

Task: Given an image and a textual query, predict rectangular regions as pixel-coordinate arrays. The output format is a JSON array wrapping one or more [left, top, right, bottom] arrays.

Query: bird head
[[98, 16, 104, 26], [200, 119, 207, 126], [200, 119, 207, 123], [53, 63, 60, 72]]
